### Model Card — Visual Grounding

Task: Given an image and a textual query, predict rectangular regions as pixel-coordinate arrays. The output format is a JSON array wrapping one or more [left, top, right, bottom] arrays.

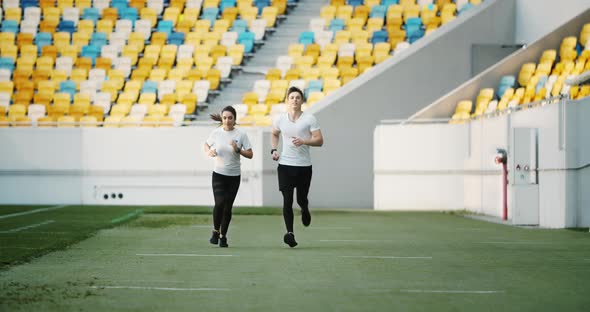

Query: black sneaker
[[283, 232, 298, 248], [219, 236, 228, 248], [209, 231, 219, 245], [302, 209, 311, 227]]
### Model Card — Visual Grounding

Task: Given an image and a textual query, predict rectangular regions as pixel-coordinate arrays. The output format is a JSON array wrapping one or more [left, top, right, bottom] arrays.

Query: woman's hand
[[230, 140, 241, 153], [208, 148, 217, 157]]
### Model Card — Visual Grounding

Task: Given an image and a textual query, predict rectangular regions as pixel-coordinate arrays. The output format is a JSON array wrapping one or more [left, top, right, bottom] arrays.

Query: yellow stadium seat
[[138, 93, 157, 106], [79, 116, 99, 127], [242, 92, 259, 105], [97, 19, 114, 36], [320, 5, 337, 24], [0, 116, 9, 128], [228, 44, 245, 65], [323, 78, 342, 94], [8, 104, 27, 120], [288, 44, 305, 58], [163, 7, 181, 26], [103, 115, 121, 128], [336, 5, 353, 21], [182, 93, 198, 115], [366, 18, 384, 33], [110, 104, 130, 117], [148, 104, 167, 117], [141, 115, 160, 127], [307, 91, 325, 105], [340, 66, 358, 84], [353, 5, 370, 23], [284, 68, 301, 81], [334, 30, 352, 45]]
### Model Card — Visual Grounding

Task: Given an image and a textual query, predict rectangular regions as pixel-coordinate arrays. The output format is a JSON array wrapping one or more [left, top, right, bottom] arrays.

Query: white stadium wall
[[515, 0, 590, 44], [0, 127, 265, 206], [374, 98, 590, 228]]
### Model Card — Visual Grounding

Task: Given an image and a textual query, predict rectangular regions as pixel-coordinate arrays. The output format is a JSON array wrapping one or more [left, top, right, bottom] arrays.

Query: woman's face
[[222, 111, 235, 130], [286, 91, 303, 109]]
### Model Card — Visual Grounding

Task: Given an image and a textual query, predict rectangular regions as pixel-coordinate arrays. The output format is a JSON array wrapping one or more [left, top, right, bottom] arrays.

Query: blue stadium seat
[[142, 81, 158, 94], [1, 20, 19, 34], [121, 7, 138, 24], [21, 0, 39, 9], [382, 0, 399, 7], [371, 30, 388, 44], [156, 20, 174, 36], [348, 0, 363, 7], [458, 3, 475, 15], [255, 0, 271, 14], [81, 45, 100, 64], [497, 75, 515, 98], [202, 8, 220, 26], [111, 0, 129, 13], [90, 32, 108, 47], [305, 79, 323, 98], [60, 80, 77, 100], [0, 57, 15, 74], [231, 19, 249, 34], [220, 0, 237, 12], [329, 19, 345, 32], [168, 32, 185, 45], [58, 21, 76, 34], [405, 17, 424, 43], [238, 31, 255, 53], [298, 31, 315, 48], [370, 5, 387, 19], [82, 8, 100, 23], [535, 76, 548, 94], [35, 32, 53, 51]]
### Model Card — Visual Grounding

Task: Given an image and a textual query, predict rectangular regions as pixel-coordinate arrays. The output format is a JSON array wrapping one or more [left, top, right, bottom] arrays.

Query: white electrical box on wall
[[510, 128, 539, 225]]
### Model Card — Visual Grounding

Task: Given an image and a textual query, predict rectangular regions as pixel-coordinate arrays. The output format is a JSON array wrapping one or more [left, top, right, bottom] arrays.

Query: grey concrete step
[[197, 0, 330, 119]]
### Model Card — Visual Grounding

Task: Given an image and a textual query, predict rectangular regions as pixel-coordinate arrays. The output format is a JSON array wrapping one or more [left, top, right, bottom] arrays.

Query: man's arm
[[304, 129, 323, 147], [271, 127, 281, 161], [271, 127, 281, 149]]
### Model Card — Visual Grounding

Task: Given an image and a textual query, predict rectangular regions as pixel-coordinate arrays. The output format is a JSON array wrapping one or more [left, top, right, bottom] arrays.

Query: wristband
[[270, 148, 277, 155]]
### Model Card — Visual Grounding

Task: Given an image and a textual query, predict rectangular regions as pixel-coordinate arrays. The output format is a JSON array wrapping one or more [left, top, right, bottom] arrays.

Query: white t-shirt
[[206, 127, 252, 176], [272, 112, 320, 167]]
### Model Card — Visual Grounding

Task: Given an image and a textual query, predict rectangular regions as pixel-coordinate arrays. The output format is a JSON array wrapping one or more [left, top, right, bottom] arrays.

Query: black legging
[[278, 165, 312, 233], [282, 187, 309, 233], [212, 172, 241, 236]]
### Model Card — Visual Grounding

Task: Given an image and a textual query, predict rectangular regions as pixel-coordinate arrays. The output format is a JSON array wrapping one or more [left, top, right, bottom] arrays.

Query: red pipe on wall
[[501, 162, 508, 220], [495, 149, 508, 221]]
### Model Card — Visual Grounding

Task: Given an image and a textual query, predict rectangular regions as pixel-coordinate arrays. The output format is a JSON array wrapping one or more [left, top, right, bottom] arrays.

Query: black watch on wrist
[[270, 148, 277, 155]]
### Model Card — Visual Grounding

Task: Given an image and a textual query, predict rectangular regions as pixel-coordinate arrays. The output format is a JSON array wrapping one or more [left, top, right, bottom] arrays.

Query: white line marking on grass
[[110, 209, 143, 224], [319, 239, 392, 242], [480, 241, 549, 244], [90, 286, 230, 292], [0, 220, 55, 233], [340, 256, 432, 259], [311, 227, 353, 230], [0, 205, 66, 219], [0, 246, 45, 250], [136, 253, 236, 257], [400, 289, 504, 294]]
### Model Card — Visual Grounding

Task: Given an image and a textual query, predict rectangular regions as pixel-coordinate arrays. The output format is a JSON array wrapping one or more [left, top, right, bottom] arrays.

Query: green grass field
[[1, 205, 589, 311]]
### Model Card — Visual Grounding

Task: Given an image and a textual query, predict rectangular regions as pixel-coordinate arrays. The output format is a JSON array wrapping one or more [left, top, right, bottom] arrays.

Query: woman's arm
[[204, 143, 217, 157], [239, 148, 253, 159]]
